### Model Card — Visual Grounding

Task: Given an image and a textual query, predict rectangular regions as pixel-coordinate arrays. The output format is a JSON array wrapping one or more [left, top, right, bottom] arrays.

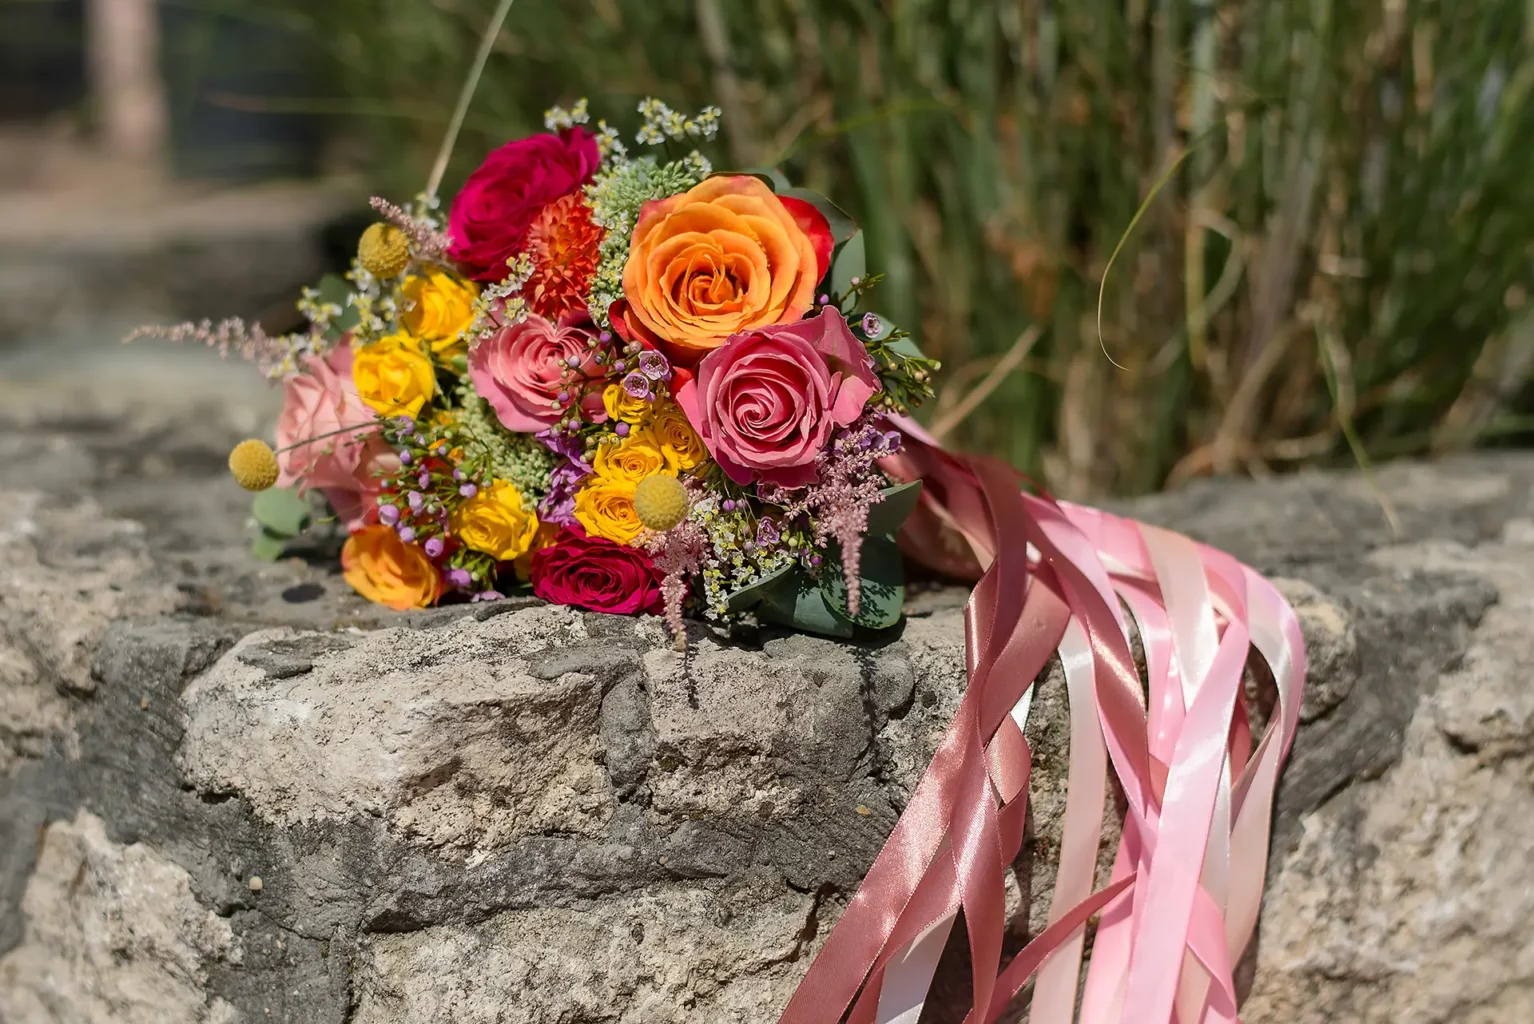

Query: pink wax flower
[[447, 129, 600, 282], [675, 307, 879, 487], [468, 312, 599, 433]]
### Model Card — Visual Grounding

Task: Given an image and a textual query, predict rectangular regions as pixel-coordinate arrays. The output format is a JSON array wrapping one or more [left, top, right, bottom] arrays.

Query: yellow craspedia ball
[[228, 439, 279, 491], [633, 474, 690, 532], [357, 222, 410, 278]]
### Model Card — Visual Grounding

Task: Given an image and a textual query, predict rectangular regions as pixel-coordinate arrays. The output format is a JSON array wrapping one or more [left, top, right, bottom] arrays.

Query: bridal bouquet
[[138, 95, 1304, 1024], [176, 99, 935, 645]]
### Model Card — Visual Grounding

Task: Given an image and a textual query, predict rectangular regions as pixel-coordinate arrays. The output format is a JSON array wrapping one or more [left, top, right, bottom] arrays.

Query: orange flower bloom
[[525, 193, 603, 320], [620, 175, 831, 364], [341, 524, 442, 610]]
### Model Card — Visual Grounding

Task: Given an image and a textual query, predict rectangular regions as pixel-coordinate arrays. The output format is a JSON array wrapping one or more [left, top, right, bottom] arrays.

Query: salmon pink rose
[[447, 129, 600, 282], [275, 342, 380, 494], [530, 529, 663, 615], [675, 308, 879, 487], [620, 175, 832, 365], [468, 312, 599, 433]]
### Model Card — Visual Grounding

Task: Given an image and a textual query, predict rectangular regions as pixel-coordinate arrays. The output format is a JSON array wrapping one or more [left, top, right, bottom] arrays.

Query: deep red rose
[[447, 129, 601, 282], [530, 530, 664, 615]]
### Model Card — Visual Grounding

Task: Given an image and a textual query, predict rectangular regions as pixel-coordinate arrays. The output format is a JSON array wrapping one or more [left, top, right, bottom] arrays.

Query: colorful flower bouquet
[[151, 99, 938, 646], [138, 95, 1306, 1024]]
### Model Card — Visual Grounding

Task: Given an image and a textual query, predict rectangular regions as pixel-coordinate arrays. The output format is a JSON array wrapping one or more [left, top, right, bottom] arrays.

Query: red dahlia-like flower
[[524, 193, 604, 320]]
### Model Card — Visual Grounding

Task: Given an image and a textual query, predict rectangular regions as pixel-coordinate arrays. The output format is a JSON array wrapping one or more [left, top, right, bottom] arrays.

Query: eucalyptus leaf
[[820, 534, 906, 630], [759, 572, 856, 639], [251, 487, 311, 538], [832, 231, 867, 311], [316, 274, 361, 338], [865, 480, 923, 537], [723, 561, 798, 613], [250, 530, 289, 562], [780, 187, 857, 245]]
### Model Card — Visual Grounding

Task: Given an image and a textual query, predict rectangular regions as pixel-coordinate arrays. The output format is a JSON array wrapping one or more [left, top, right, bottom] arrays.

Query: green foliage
[[249, 486, 313, 561], [253, 0, 1534, 494]]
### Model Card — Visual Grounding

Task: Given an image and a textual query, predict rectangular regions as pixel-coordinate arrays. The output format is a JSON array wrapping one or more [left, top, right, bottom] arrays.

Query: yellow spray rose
[[602, 383, 652, 425], [651, 402, 708, 472], [591, 431, 671, 483], [354, 333, 435, 419], [450, 480, 540, 561], [400, 271, 478, 357], [574, 478, 644, 545]]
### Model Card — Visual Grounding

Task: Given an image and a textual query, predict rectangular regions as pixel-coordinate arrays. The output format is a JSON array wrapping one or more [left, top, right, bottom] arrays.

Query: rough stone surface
[[1, 376, 1532, 1022]]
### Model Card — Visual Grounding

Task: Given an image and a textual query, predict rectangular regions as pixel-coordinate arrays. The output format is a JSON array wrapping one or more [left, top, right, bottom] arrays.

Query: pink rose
[[447, 129, 601, 282], [468, 312, 599, 433], [275, 342, 380, 493], [675, 308, 879, 487], [320, 446, 400, 533]]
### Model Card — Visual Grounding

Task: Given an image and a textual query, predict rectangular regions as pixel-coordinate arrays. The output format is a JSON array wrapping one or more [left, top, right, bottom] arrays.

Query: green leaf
[[723, 561, 798, 613], [250, 529, 289, 562], [251, 487, 311, 538], [780, 187, 857, 245], [886, 334, 930, 361], [865, 481, 923, 537], [758, 572, 856, 639], [316, 273, 361, 338], [820, 535, 906, 630], [709, 167, 791, 192], [832, 231, 867, 311]]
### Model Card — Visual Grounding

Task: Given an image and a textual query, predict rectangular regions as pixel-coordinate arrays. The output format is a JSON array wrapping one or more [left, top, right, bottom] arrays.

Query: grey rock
[[2, 394, 1533, 1022]]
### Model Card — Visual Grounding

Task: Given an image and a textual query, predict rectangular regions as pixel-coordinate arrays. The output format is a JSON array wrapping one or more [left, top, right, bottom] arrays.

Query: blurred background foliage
[[212, 0, 1534, 496]]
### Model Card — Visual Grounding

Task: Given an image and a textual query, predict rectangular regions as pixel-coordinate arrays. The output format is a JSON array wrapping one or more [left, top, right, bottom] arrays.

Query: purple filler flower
[[637, 349, 671, 381], [407, 491, 424, 513], [378, 503, 400, 526], [447, 568, 473, 589], [397, 526, 416, 544], [622, 371, 651, 399], [861, 312, 883, 337], [424, 537, 445, 558]]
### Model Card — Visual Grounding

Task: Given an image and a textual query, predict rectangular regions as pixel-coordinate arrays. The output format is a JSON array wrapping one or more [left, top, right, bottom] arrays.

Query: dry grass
[[246, 0, 1534, 495]]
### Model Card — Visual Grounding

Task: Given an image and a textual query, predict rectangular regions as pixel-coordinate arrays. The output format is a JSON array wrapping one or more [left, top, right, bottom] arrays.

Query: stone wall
[[2, 384, 1532, 1022]]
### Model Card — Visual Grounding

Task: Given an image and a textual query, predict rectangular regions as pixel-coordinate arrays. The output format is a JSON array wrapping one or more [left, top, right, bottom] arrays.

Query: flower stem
[[425, 0, 517, 200]]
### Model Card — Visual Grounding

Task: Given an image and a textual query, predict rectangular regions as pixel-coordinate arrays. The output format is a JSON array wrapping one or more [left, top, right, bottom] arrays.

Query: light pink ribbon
[[779, 422, 1305, 1024]]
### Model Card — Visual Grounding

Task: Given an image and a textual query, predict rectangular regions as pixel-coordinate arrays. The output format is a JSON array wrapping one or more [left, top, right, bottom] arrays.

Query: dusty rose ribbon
[[778, 419, 1305, 1024]]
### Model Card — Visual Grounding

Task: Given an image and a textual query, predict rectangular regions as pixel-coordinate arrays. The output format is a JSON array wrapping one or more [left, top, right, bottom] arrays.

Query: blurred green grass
[[234, 0, 1534, 496]]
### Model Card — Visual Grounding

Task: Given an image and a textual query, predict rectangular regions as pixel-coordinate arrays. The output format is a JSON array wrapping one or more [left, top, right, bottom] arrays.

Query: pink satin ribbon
[[778, 421, 1305, 1024]]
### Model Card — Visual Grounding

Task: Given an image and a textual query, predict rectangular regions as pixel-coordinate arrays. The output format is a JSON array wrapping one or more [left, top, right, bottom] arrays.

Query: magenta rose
[[675, 307, 880, 487], [447, 129, 600, 281], [530, 530, 664, 615], [275, 341, 381, 493], [469, 312, 600, 433]]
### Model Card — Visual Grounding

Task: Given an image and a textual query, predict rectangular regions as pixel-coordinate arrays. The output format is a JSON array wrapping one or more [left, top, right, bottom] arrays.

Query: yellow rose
[[450, 480, 540, 561], [651, 403, 708, 472], [342, 525, 442, 610], [354, 333, 435, 419], [400, 271, 478, 357], [603, 383, 652, 425], [574, 478, 644, 545], [512, 520, 561, 581], [591, 431, 671, 483]]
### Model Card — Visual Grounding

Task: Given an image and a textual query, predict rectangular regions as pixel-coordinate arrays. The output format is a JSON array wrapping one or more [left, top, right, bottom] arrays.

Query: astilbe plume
[[369, 196, 451, 262], [123, 318, 319, 379], [766, 419, 902, 618], [642, 519, 709, 650]]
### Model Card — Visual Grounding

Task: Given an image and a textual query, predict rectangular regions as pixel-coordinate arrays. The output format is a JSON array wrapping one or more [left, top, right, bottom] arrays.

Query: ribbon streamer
[[779, 420, 1304, 1024]]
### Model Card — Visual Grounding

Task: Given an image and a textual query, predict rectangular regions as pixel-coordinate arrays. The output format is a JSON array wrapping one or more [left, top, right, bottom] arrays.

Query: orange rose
[[620, 175, 832, 364], [341, 524, 442, 610]]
